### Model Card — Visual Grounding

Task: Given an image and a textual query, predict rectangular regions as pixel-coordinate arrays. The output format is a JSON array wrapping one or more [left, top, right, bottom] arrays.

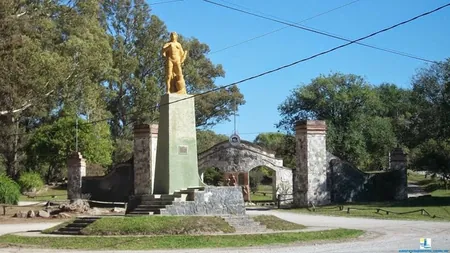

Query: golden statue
[[162, 32, 188, 94]]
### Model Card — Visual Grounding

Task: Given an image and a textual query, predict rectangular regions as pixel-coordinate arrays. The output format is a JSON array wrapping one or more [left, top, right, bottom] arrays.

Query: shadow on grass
[[386, 196, 450, 208], [315, 196, 450, 209]]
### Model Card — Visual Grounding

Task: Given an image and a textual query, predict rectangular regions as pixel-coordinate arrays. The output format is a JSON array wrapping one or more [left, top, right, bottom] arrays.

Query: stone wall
[[275, 167, 293, 203], [329, 158, 407, 203], [81, 160, 133, 202], [160, 186, 246, 215]]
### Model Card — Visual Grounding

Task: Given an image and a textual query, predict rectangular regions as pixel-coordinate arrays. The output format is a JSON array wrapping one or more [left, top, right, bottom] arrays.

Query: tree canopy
[[277, 59, 450, 176], [0, 0, 244, 180]]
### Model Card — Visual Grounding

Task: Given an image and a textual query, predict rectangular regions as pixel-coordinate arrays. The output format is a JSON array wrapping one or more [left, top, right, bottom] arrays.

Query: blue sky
[[150, 0, 450, 141]]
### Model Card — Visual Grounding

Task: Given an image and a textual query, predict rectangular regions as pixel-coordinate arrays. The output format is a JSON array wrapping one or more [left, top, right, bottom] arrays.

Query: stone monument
[[153, 32, 199, 194], [126, 31, 245, 215]]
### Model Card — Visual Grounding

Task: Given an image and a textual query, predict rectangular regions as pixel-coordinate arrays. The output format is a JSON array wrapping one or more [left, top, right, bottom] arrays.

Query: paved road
[[0, 222, 62, 236], [0, 210, 449, 253]]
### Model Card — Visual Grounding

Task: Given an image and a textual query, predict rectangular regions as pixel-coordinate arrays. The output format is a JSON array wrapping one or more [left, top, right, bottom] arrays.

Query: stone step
[[52, 217, 102, 235], [127, 210, 161, 215], [141, 195, 178, 200], [55, 230, 81, 235], [58, 227, 83, 232], [67, 223, 90, 228], [73, 219, 98, 224], [134, 204, 167, 208], [140, 200, 174, 205], [133, 207, 164, 212]]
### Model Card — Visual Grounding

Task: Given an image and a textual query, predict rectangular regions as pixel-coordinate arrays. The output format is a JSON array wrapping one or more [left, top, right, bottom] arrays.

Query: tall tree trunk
[[4, 116, 20, 179]]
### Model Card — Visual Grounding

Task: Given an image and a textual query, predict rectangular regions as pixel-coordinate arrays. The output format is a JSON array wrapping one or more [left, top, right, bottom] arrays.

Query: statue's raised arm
[[162, 32, 187, 95]]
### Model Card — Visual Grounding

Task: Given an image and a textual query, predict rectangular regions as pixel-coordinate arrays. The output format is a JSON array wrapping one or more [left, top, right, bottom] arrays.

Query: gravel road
[[0, 209, 449, 253]]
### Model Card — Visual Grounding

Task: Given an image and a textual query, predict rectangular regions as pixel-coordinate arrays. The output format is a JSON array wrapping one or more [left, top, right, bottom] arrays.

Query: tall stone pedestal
[[153, 94, 200, 194]]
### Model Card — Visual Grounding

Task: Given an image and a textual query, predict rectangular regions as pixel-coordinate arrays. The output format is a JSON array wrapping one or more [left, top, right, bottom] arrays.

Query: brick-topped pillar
[[67, 152, 86, 200], [293, 120, 330, 207], [389, 147, 408, 200], [133, 124, 153, 195]]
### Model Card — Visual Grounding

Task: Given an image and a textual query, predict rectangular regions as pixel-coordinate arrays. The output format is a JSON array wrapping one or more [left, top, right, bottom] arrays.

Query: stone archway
[[198, 140, 293, 201]]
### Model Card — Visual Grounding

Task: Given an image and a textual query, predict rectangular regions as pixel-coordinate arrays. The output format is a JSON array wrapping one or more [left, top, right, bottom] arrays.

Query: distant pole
[[233, 99, 237, 134]]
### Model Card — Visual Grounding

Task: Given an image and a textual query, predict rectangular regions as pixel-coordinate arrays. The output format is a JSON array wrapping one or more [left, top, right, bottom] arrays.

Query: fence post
[[277, 194, 281, 209]]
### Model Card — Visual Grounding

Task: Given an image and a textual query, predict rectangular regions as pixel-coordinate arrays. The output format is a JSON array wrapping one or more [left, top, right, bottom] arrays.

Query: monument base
[[126, 186, 246, 216], [153, 94, 201, 194]]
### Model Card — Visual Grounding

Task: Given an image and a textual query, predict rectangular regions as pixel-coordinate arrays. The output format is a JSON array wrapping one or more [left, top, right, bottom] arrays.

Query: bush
[[0, 174, 21, 204], [202, 168, 223, 186], [18, 172, 44, 193]]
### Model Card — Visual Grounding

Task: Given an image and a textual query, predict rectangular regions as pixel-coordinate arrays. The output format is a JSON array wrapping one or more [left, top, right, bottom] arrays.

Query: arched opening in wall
[[249, 166, 276, 202], [200, 167, 224, 186]]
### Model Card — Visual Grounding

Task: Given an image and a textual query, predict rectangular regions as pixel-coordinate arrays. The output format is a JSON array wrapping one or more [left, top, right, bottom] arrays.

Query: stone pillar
[[389, 147, 408, 200], [67, 152, 86, 200], [293, 120, 330, 207], [133, 124, 153, 195]]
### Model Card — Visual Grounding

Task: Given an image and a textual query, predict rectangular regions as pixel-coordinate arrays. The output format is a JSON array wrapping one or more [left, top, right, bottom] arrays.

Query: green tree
[[101, 0, 244, 165], [407, 59, 450, 185], [0, 174, 20, 205], [0, 0, 113, 178], [254, 132, 296, 168], [202, 168, 223, 186], [409, 59, 450, 146], [0, 0, 66, 178], [412, 139, 450, 189], [277, 73, 396, 169], [374, 83, 414, 148], [26, 117, 113, 182], [196, 130, 228, 153]]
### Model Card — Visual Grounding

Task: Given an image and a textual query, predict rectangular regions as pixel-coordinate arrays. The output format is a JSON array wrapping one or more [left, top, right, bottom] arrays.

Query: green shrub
[[18, 172, 44, 193], [0, 174, 20, 204]]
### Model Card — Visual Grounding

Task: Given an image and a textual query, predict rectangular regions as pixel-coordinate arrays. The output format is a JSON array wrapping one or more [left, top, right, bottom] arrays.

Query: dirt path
[[0, 210, 449, 253]]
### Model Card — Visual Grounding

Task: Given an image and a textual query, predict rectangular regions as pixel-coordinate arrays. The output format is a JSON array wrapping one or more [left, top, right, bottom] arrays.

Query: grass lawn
[[407, 171, 449, 194], [250, 184, 274, 201], [284, 171, 450, 221], [19, 186, 67, 201], [0, 229, 363, 250], [79, 216, 235, 235], [252, 215, 305, 230]]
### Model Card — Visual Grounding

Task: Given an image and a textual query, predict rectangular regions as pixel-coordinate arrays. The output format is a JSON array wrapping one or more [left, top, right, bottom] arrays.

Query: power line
[[209, 0, 362, 55], [85, 2, 449, 125], [203, 0, 439, 64], [3, 2, 449, 137]]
